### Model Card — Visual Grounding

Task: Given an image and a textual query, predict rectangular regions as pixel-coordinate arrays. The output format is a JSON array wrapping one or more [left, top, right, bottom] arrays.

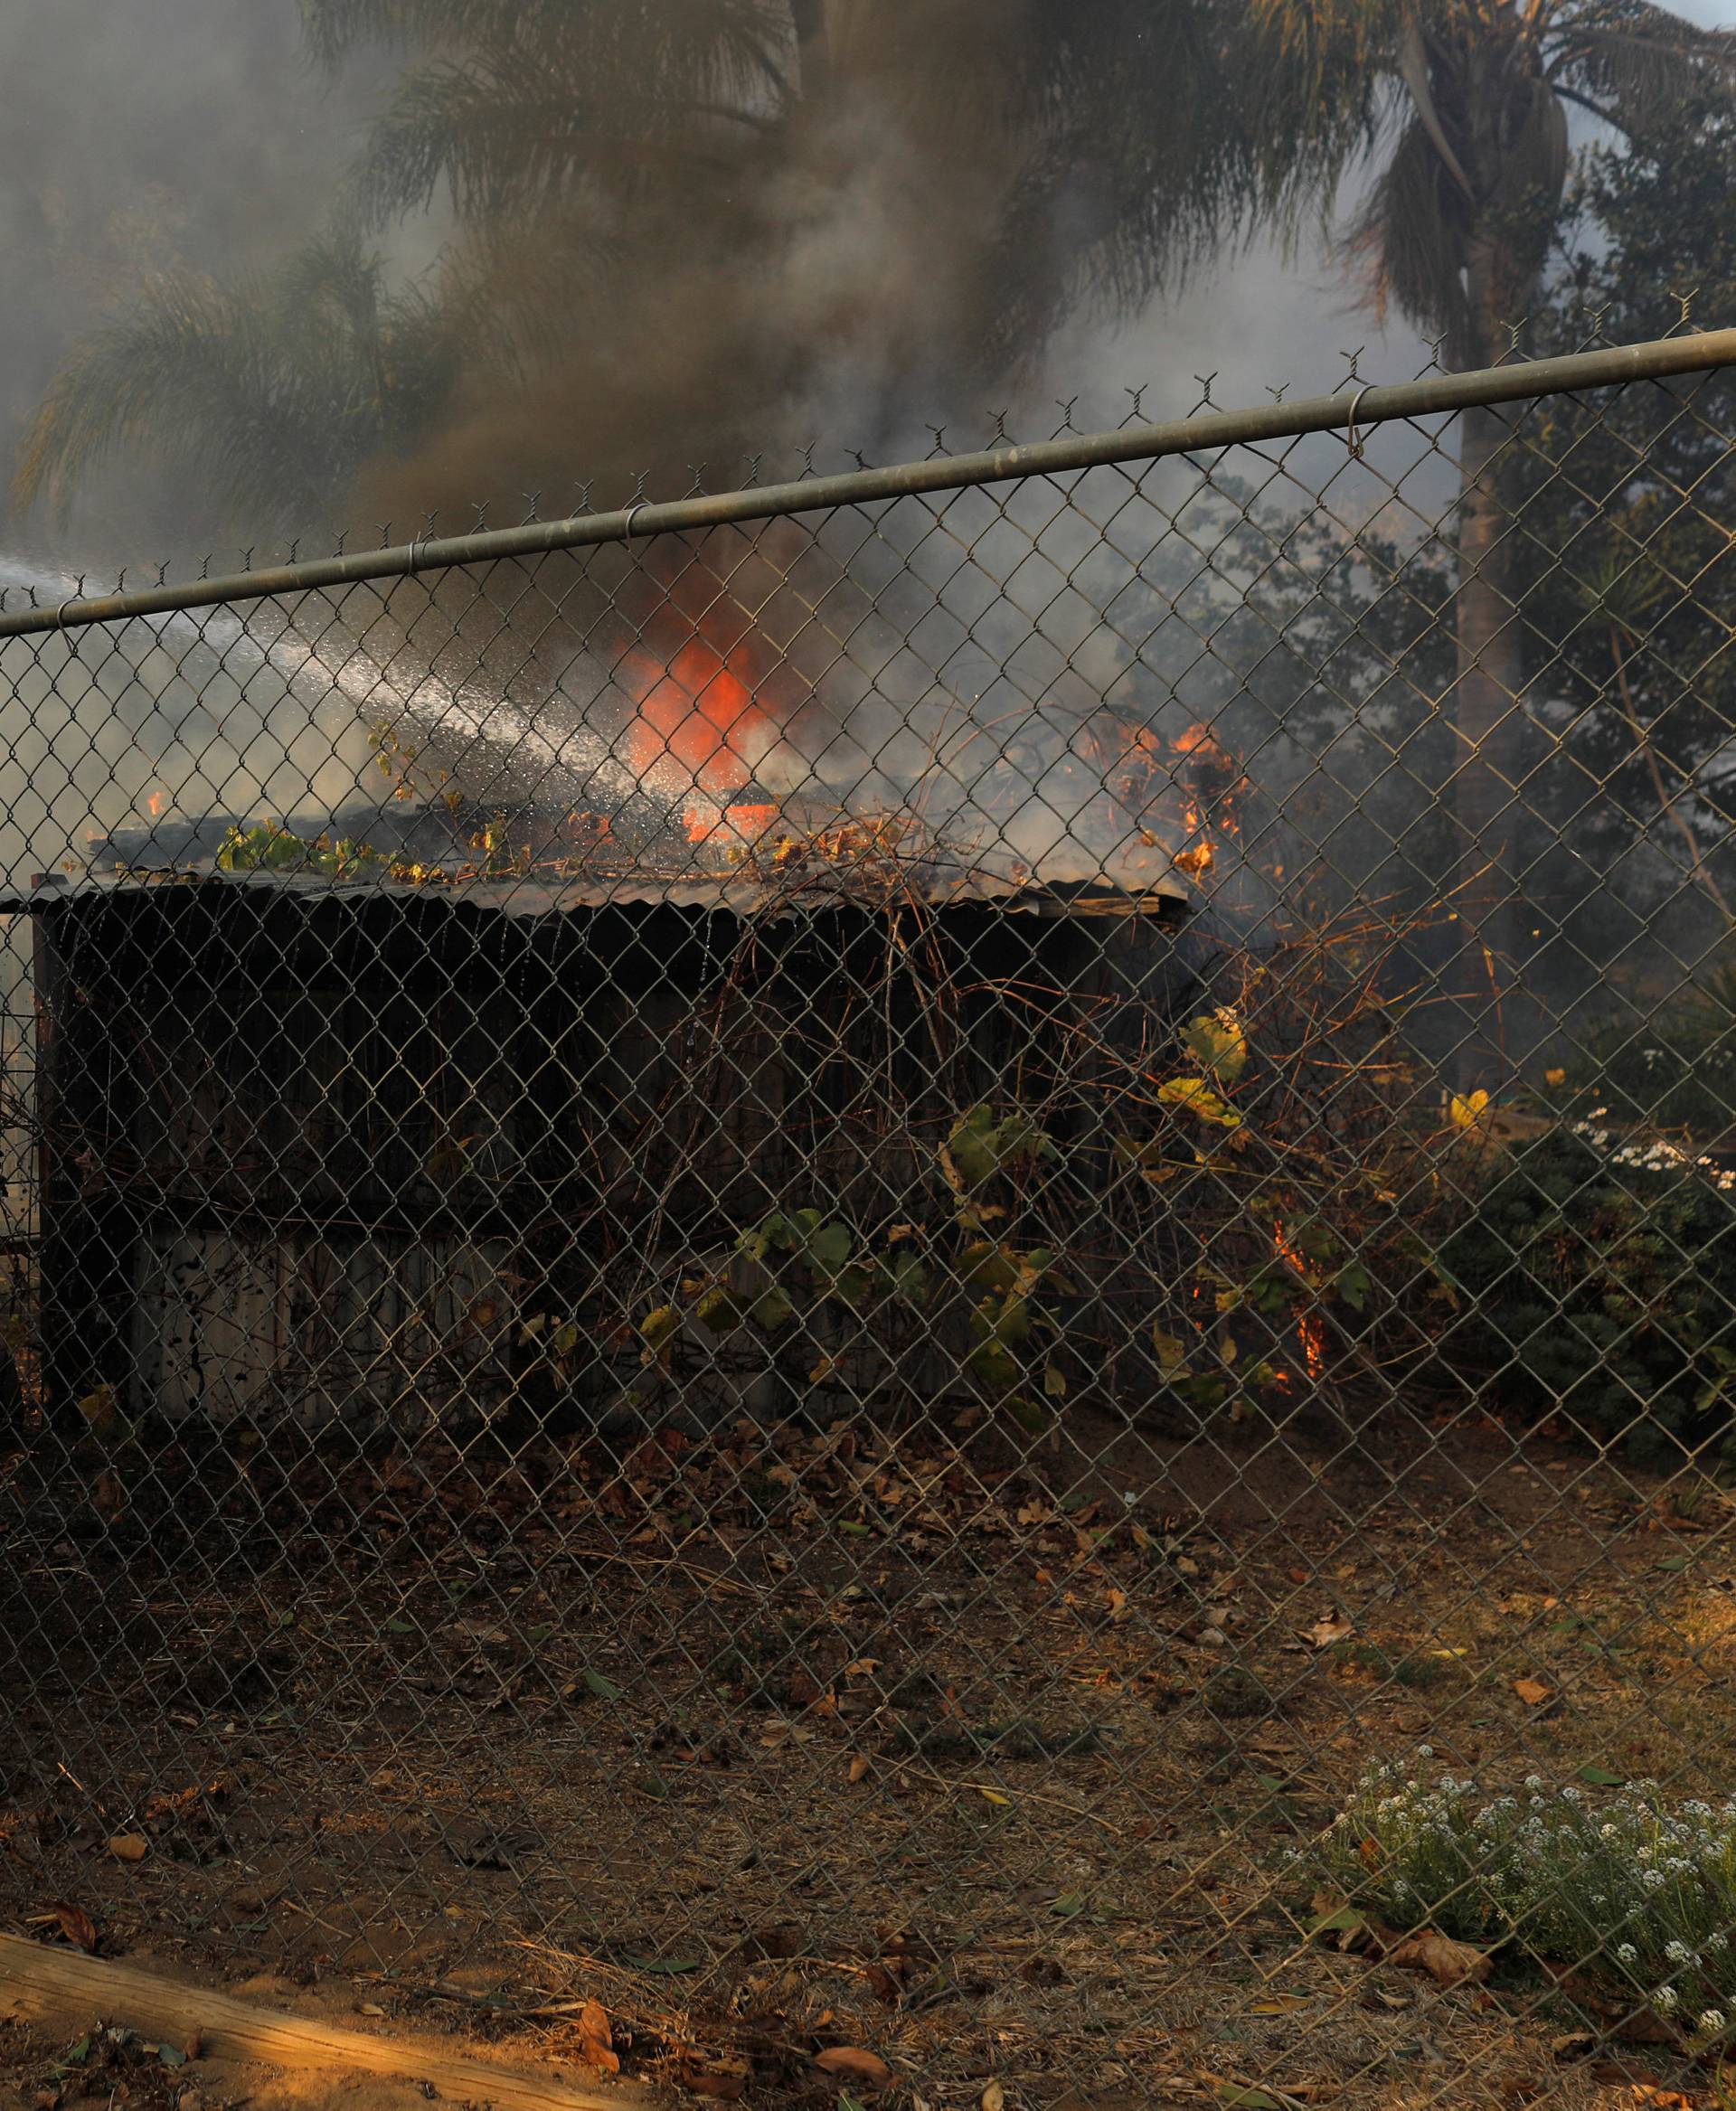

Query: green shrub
[[1435, 1129, 1736, 1462]]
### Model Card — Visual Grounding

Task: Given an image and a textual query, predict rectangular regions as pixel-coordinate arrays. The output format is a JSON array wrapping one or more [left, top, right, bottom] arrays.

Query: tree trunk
[[1449, 258, 1530, 1091], [789, 0, 831, 100]]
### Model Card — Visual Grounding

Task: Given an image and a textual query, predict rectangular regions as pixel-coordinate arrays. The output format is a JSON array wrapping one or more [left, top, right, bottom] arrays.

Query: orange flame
[[1174, 795, 1215, 878], [683, 800, 779, 847], [144, 788, 167, 820], [626, 637, 771, 800], [1091, 712, 1246, 882], [1271, 1222, 1328, 1381]]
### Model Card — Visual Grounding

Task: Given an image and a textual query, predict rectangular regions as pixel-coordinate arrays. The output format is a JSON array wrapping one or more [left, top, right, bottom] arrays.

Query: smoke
[[0, 4, 1253, 558], [344, 5, 1121, 533], [0, 0, 397, 551]]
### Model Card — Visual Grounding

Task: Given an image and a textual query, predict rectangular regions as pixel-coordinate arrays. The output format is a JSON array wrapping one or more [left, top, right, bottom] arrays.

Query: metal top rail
[[3, 327, 1732, 641]]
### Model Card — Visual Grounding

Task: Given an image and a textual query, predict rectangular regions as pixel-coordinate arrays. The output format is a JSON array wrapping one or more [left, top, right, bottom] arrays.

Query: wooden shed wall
[[34, 882, 1189, 1428]]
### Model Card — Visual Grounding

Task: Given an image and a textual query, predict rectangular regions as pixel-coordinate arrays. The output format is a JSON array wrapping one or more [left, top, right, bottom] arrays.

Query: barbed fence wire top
[[0, 321, 1734, 2111], [0, 325, 1730, 642]]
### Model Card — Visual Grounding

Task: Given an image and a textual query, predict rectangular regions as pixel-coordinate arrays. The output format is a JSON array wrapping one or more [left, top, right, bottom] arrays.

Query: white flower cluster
[[1570, 1114, 1736, 1193], [1317, 1754, 1736, 2044]]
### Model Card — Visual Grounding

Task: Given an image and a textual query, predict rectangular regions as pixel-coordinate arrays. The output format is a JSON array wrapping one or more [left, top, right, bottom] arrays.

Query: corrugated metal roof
[[5, 802, 1190, 919], [10, 861, 1188, 921]]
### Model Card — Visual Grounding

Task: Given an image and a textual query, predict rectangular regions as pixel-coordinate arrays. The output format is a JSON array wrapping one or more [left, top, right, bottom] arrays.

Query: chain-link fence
[[2, 323, 1736, 2109]]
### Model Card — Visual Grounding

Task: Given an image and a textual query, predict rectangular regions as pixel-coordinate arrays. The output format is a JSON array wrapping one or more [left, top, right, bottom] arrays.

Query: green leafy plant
[[941, 1102, 1058, 1197], [633, 1094, 1077, 1429], [1542, 963, 1736, 1135], [217, 820, 384, 880], [214, 811, 532, 885], [622, 953, 1429, 1439], [1434, 1128, 1736, 1460]]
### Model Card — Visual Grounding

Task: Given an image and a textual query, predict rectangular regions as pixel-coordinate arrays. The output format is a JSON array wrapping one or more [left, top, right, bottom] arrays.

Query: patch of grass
[[1324, 1641, 1454, 1688], [1203, 1663, 1278, 1720], [891, 1714, 1107, 1760]]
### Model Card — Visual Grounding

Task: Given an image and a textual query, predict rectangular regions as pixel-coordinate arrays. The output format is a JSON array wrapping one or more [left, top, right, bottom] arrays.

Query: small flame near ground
[[1100, 718, 1244, 882], [1271, 1220, 1329, 1381]]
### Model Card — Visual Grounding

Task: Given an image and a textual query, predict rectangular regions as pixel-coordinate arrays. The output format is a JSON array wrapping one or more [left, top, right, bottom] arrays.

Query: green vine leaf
[[1158, 1076, 1242, 1129], [1181, 1012, 1249, 1083]]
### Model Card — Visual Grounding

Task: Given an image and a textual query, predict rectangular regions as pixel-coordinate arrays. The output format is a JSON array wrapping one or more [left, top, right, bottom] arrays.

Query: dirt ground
[[4, 1401, 1735, 2109]]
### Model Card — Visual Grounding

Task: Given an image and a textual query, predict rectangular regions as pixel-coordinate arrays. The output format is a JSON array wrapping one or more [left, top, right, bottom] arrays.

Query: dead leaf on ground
[[43, 1901, 99, 1952], [1555, 1976, 1681, 2046], [1306, 1894, 1371, 1950], [1582, 2076, 1697, 2110], [847, 1753, 871, 1784], [862, 1961, 901, 2004], [575, 1997, 619, 2074], [108, 1833, 149, 1862], [1513, 1677, 1552, 1706], [1201, 2078, 1292, 2111], [814, 2045, 892, 2089], [1305, 1616, 1354, 1649], [681, 2055, 751, 2099], [1388, 1929, 1492, 1988], [982, 2084, 1006, 2111]]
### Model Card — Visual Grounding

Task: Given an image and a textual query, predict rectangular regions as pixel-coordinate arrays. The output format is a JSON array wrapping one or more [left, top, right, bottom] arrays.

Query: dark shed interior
[[32, 864, 1193, 1433]]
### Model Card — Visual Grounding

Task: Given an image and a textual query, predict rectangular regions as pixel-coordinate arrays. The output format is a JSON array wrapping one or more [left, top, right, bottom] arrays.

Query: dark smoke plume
[[16, 3, 1230, 554]]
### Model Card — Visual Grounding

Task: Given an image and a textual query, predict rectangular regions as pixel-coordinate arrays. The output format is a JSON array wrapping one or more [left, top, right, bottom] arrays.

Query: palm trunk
[[789, 0, 831, 99], [1450, 262, 1528, 1091]]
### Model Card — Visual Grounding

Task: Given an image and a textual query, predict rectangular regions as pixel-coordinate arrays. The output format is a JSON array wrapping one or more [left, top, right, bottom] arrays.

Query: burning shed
[[29, 808, 1192, 1439]]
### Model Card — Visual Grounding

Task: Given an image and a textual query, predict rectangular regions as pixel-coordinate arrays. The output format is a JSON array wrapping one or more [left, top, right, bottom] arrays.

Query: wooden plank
[[0, 1932, 653, 2111]]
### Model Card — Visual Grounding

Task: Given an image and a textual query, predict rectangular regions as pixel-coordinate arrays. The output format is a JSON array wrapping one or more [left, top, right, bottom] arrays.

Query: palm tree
[[14, 227, 509, 535], [297, 0, 1233, 382], [1209, 0, 1736, 1079], [17, 3, 1232, 537]]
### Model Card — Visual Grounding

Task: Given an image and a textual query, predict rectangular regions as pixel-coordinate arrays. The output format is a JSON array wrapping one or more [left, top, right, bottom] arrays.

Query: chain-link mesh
[[3, 325, 1736, 2109]]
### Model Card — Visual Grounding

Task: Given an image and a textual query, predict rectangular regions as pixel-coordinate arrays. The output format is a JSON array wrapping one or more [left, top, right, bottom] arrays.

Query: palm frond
[[332, 2, 797, 227], [301, 0, 541, 63], [303, 0, 788, 70], [349, 50, 774, 225], [13, 236, 468, 530], [1551, 0, 1736, 137], [1395, 14, 1476, 200], [417, 212, 609, 374], [1219, 0, 1407, 251], [1483, 69, 1570, 258], [16, 276, 327, 526], [1345, 110, 1474, 349], [1000, 0, 1249, 324]]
